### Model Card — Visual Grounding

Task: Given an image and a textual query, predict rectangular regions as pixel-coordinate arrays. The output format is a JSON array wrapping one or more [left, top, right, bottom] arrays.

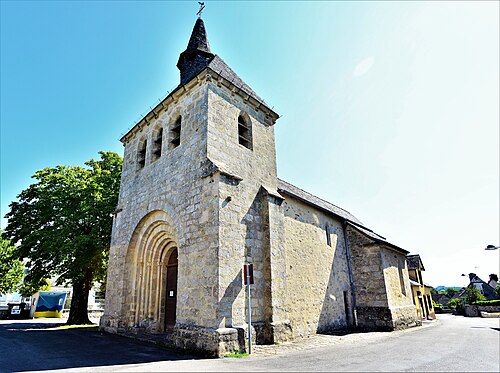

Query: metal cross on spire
[[196, 2, 205, 17]]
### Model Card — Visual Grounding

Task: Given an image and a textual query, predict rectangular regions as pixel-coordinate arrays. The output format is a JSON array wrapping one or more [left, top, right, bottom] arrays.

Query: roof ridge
[[277, 178, 357, 218]]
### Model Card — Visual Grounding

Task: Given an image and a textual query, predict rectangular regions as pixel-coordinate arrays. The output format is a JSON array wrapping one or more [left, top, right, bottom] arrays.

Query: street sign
[[243, 263, 254, 285]]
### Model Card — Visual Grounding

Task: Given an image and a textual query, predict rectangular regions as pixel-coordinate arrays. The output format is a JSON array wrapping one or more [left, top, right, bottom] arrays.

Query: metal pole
[[246, 265, 252, 354]]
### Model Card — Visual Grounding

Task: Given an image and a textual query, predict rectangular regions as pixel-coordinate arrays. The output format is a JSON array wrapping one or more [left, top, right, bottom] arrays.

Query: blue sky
[[1, 1, 498, 286]]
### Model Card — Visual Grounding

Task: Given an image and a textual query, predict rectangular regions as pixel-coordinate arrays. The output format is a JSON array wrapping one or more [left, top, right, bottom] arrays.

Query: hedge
[[472, 300, 500, 306]]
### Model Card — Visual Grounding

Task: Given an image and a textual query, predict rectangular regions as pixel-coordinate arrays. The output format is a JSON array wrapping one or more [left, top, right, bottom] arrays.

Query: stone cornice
[[120, 67, 279, 145]]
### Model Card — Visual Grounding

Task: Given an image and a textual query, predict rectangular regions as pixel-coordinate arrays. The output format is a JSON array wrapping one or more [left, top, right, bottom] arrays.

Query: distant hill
[[435, 286, 462, 291]]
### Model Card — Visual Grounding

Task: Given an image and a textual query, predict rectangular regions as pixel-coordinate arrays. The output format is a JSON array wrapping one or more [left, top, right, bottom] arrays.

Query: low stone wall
[[356, 307, 393, 330], [465, 305, 500, 317], [171, 324, 241, 357], [101, 322, 243, 357], [356, 306, 420, 331], [253, 320, 293, 345], [390, 305, 421, 329]]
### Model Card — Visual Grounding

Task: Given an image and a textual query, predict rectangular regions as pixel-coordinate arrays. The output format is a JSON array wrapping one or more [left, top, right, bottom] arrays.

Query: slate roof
[[121, 18, 277, 142], [206, 55, 268, 108], [277, 179, 408, 254], [176, 18, 271, 112], [455, 273, 499, 301], [277, 179, 362, 225], [345, 222, 408, 254], [184, 18, 211, 54], [432, 293, 451, 305], [407, 254, 425, 271]]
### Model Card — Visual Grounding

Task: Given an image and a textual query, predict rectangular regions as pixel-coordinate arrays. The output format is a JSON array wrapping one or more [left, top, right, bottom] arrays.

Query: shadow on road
[[0, 321, 199, 372]]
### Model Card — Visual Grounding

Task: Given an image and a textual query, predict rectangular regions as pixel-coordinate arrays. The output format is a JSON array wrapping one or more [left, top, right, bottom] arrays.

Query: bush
[[448, 298, 464, 312], [466, 287, 486, 304], [432, 300, 443, 313], [472, 300, 500, 306]]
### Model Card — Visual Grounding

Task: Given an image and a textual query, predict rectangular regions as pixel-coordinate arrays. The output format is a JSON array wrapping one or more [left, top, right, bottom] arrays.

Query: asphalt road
[[0, 314, 498, 372]]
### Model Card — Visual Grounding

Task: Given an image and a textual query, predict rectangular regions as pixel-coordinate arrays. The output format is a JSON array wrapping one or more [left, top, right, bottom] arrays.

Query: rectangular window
[[138, 140, 147, 169], [398, 258, 407, 296], [325, 224, 332, 247], [170, 116, 181, 148], [343, 290, 350, 325], [153, 127, 163, 160], [238, 114, 252, 150]]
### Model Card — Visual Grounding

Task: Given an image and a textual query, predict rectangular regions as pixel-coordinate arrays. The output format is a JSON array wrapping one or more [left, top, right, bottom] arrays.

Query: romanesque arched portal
[[125, 210, 178, 333]]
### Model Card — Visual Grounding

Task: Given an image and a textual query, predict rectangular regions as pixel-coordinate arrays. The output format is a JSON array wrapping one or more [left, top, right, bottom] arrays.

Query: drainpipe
[[342, 221, 358, 327]]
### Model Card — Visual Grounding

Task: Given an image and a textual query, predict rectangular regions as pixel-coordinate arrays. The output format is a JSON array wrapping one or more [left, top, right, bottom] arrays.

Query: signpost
[[243, 263, 254, 354]]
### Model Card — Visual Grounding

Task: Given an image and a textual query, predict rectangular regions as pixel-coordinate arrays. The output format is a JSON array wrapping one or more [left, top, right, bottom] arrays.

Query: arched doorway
[[164, 248, 178, 330], [124, 210, 178, 333]]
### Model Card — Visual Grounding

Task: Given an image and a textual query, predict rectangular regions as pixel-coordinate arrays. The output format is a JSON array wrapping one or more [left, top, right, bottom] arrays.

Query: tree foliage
[[447, 298, 464, 312], [465, 286, 486, 304], [0, 233, 24, 295], [445, 288, 459, 298], [495, 284, 500, 298], [4, 151, 122, 323], [18, 278, 51, 298], [432, 300, 443, 313]]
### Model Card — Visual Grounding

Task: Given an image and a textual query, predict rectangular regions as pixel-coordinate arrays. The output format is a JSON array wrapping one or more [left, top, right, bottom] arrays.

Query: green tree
[[4, 151, 122, 324], [496, 284, 500, 298], [447, 298, 464, 313], [465, 286, 486, 304], [445, 287, 459, 298], [18, 278, 51, 297], [0, 233, 24, 295]]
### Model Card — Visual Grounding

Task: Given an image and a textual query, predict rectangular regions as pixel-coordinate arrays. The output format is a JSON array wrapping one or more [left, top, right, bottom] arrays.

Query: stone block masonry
[[101, 17, 420, 357]]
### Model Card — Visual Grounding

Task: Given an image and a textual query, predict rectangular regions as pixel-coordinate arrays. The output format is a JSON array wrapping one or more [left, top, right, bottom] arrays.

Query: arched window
[[170, 116, 181, 149], [152, 127, 163, 161], [138, 138, 147, 169], [238, 113, 252, 150]]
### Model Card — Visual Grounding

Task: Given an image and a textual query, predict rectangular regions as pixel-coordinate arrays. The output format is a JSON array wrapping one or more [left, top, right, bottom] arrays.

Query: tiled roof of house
[[407, 254, 425, 271], [455, 273, 499, 301]]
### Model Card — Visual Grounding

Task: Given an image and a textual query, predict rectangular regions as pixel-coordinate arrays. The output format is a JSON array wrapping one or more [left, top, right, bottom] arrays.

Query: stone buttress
[[100, 16, 418, 357]]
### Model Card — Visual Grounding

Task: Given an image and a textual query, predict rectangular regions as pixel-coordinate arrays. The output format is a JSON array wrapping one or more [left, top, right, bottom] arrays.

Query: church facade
[[100, 18, 419, 357]]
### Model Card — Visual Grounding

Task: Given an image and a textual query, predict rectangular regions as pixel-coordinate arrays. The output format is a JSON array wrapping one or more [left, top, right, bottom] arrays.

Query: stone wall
[[206, 82, 285, 344], [282, 197, 353, 338], [102, 76, 286, 356], [347, 227, 419, 330], [101, 69, 420, 356], [347, 229, 388, 309], [101, 81, 223, 338], [465, 304, 500, 317], [379, 247, 420, 329]]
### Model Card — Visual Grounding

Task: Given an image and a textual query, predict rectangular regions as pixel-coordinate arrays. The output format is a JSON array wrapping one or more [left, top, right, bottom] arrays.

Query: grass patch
[[224, 352, 250, 358], [55, 324, 97, 330]]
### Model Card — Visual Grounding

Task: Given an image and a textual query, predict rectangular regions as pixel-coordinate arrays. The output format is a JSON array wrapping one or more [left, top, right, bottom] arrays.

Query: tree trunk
[[67, 269, 93, 325]]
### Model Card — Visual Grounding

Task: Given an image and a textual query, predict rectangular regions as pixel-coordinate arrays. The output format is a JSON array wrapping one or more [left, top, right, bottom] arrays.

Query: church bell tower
[[100, 16, 288, 357]]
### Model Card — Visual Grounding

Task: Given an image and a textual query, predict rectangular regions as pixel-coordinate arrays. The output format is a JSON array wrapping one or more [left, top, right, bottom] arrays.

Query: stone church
[[100, 17, 419, 356]]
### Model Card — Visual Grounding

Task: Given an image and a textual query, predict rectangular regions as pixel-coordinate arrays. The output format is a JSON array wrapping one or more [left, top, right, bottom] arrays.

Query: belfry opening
[[101, 15, 420, 357]]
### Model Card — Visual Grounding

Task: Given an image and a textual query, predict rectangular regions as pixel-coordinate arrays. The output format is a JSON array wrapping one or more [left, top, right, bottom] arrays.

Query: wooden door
[[165, 249, 178, 330]]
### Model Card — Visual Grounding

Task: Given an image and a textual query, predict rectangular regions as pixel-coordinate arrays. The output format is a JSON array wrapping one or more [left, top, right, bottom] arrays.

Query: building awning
[[409, 279, 422, 287]]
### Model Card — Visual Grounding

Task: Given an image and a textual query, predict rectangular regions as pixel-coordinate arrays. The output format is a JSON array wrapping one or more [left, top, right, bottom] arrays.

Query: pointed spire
[[177, 18, 215, 85], [186, 18, 211, 54]]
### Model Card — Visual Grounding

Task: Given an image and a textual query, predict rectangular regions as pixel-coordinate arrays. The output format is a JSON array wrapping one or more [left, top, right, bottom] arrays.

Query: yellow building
[[407, 254, 435, 320]]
